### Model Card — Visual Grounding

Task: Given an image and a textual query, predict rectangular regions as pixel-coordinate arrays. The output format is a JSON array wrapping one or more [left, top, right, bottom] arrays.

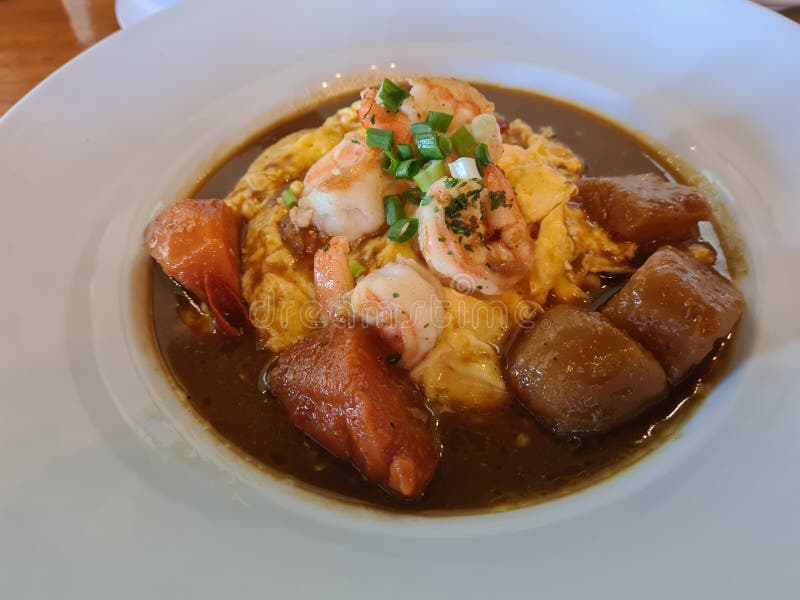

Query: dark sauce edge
[[148, 84, 746, 515]]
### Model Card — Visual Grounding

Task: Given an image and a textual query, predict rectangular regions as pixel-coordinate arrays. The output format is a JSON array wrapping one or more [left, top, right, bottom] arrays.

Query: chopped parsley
[[443, 187, 483, 237], [392, 292, 400, 298], [489, 190, 511, 210]]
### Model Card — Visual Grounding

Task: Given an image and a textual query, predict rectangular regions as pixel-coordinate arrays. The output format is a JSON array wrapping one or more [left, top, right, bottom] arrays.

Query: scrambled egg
[[231, 107, 636, 409], [410, 287, 510, 410], [229, 105, 360, 352], [226, 104, 361, 220], [499, 118, 635, 304]]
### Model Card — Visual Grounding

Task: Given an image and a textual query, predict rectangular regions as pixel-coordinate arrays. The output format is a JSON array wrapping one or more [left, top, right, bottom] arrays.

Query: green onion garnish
[[450, 126, 476, 157], [383, 194, 403, 226], [366, 127, 394, 150], [396, 144, 414, 161], [376, 78, 409, 113], [380, 150, 400, 174], [413, 160, 447, 192], [448, 156, 481, 180], [395, 158, 421, 180], [387, 217, 419, 243], [410, 123, 432, 136], [403, 187, 423, 205], [474, 143, 493, 174], [281, 189, 298, 208], [349, 259, 366, 279], [414, 131, 445, 160], [437, 133, 452, 157], [426, 111, 454, 133]]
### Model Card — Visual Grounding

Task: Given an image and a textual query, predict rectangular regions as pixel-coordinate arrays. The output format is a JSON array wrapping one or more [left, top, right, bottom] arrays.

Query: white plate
[[2, 0, 799, 596]]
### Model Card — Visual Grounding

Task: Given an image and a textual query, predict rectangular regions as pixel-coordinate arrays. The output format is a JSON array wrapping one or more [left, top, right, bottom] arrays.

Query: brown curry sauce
[[150, 86, 736, 512]]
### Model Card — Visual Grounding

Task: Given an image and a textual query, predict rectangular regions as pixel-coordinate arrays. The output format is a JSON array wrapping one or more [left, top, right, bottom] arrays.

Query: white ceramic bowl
[[2, 0, 799, 596]]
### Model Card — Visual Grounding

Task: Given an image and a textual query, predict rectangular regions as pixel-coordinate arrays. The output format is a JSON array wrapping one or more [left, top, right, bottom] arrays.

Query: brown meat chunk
[[578, 173, 711, 243], [267, 326, 439, 500], [506, 305, 668, 435], [602, 246, 745, 384]]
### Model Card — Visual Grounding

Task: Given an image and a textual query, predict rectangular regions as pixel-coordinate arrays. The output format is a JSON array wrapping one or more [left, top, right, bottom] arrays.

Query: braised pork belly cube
[[602, 246, 745, 384], [267, 326, 439, 500], [577, 173, 712, 243], [506, 305, 668, 435]]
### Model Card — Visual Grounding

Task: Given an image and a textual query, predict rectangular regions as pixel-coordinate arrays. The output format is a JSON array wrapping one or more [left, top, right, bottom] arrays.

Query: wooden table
[[1, 1, 798, 117], [0, 0, 119, 115]]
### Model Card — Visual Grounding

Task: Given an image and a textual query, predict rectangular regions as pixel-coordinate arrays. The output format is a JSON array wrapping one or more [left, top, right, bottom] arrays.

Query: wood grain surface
[[0, 0, 119, 115]]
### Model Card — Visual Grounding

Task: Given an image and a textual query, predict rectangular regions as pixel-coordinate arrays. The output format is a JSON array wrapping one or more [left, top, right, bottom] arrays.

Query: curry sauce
[[150, 85, 737, 512]]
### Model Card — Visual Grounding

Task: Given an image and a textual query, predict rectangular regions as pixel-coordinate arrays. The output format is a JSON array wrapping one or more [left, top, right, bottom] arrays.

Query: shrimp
[[408, 77, 494, 132], [147, 199, 248, 336], [313, 236, 354, 319], [358, 77, 503, 161], [350, 259, 444, 368], [292, 131, 394, 242], [417, 164, 533, 295], [357, 87, 415, 145], [313, 241, 444, 368]]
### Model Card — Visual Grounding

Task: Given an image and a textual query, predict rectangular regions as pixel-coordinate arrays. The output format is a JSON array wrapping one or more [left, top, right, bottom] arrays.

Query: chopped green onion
[[414, 132, 445, 160], [396, 144, 414, 161], [366, 127, 394, 150], [383, 194, 403, 226], [474, 143, 493, 174], [349, 259, 366, 279], [426, 111, 454, 132], [413, 160, 447, 192], [403, 187, 423, 205], [281, 189, 298, 208], [376, 78, 409, 113], [395, 158, 421, 180], [436, 133, 452, 157], [420, 195, 433, 206], [410, 123, 432, 136], [380, 150, 400, 174], [448, 156, 481, 180], [450, 126, 477, 156], [387, 217, 419, 243]]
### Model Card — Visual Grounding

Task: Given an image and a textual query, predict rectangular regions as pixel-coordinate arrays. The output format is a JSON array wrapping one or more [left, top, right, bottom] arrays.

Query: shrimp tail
[[147, 199, 248, 336], [204, 273, 249, 336], [313, 236, 355, 319]]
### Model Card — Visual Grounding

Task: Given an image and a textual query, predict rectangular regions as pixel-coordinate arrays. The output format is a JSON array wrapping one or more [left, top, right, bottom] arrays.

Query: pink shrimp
[[313, 236, 354, 320], [312, 240, 443, 368], [417, 164, 533, 295]]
